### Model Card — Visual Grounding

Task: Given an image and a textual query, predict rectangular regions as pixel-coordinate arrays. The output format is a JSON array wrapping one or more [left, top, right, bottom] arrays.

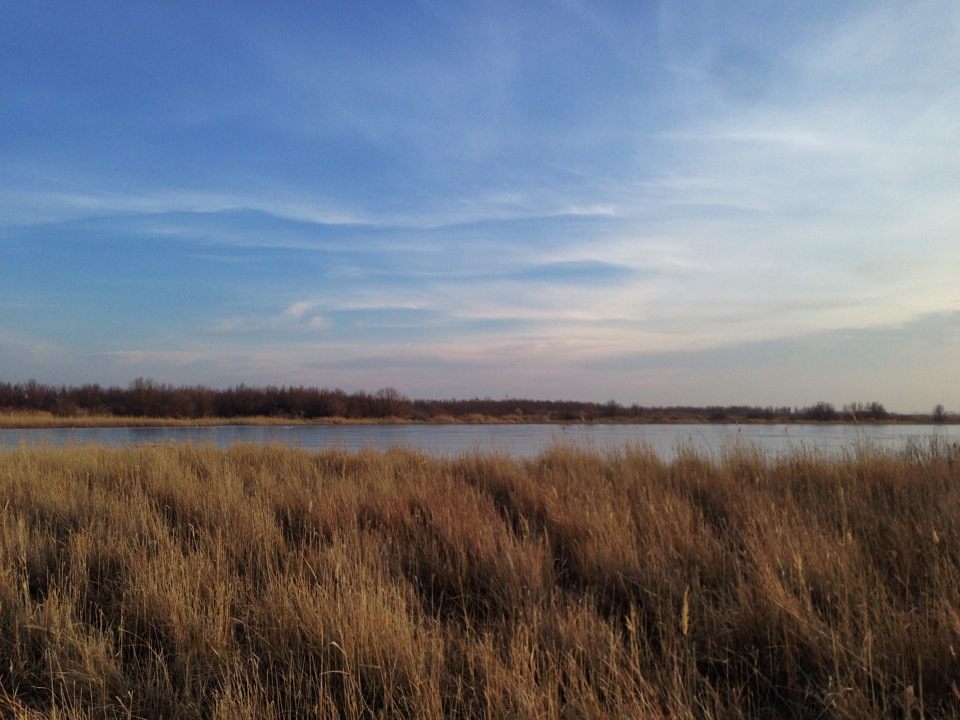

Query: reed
[[1, 439, 959, 718], [0, 412, 535, 429], [0, 413, 299, 429]]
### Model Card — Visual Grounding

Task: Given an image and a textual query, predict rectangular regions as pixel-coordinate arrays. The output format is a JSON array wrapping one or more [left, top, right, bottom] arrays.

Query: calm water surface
[[3, 423, 958, 460]]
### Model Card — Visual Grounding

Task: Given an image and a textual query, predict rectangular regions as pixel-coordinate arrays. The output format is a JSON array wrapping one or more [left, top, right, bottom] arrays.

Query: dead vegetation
[[2, 439, 959, 718]]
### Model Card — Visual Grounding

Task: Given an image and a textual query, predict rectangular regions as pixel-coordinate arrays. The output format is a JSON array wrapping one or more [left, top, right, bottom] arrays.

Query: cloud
[[0, 186, 369, 228], [103, 350, 213, 367], [586, 310, 960, 411], [283, 301, 316, 319], [3, 2, 958, 408], [210, 305, 332, 337]]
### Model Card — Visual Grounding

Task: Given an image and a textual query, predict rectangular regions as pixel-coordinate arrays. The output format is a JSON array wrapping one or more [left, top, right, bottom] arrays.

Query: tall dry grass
[[0, 413, 285, 429], [0, 413, 392, 429], [1, 439, 959, 718]]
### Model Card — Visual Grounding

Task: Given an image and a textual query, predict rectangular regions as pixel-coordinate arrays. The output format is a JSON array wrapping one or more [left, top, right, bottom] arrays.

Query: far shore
[[1, 411, 953, 430]]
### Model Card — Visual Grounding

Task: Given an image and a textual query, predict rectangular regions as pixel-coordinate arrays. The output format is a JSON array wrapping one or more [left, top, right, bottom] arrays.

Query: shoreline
[[1, 411, 954, 430]]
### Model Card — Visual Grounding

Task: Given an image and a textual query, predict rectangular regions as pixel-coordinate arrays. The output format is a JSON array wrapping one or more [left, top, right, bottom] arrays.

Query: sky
[[2, 1, 959, 412]]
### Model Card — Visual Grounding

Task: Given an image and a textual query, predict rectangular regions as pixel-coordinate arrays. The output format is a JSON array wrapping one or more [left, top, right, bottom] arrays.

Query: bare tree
[[374, 387, 411, 418], [933, 403, 947, 423]]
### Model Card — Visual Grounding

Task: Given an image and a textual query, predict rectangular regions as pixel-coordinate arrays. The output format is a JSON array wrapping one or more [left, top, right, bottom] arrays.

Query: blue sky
[[2, 1, 958, 411]]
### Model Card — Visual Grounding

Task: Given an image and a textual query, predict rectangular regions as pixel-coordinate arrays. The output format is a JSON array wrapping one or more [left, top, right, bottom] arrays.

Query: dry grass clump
[[1, 439, 959, 718]]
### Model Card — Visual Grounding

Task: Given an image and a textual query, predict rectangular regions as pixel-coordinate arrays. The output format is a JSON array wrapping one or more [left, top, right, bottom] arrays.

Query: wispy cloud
[[103, 350, 214, 367], [210, 302, 332, 336], [2, 2, 958, 409]]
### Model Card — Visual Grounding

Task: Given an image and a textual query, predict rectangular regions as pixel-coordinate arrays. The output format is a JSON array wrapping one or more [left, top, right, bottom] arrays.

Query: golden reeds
[[1, 439, 959, 718]]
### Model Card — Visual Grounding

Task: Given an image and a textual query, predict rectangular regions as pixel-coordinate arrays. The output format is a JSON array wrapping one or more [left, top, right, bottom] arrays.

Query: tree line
[[0, 378, 952, 423]]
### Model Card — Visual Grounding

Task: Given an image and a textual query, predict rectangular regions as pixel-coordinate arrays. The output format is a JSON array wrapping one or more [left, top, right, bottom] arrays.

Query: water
[[2, 422, 958, 460]]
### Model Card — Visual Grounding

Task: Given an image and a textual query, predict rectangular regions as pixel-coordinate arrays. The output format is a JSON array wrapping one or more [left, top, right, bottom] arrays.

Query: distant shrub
[[804, 400, 839, 421], [933, 403, 947, 423]]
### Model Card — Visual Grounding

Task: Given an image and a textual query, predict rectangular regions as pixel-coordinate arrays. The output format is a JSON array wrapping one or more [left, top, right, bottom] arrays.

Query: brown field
[[2, 439, 959, 718]]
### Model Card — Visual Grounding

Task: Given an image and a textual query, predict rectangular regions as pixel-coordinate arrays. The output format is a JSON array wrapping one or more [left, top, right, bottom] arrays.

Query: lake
[[2, 423, 958, 460]]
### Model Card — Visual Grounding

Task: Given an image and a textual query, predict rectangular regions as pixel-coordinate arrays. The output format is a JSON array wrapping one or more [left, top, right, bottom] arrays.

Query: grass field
[[2, 439, 959, 718]]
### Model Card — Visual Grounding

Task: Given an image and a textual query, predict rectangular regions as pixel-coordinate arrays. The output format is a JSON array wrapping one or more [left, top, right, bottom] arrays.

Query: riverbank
[[0, 411, 413, 429], [0, 410, 952, 430], [2, 441, 959, 718]]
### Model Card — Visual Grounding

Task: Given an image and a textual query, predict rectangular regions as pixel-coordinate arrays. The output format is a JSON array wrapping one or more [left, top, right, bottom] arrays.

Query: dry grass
[[0, 412, 545, 429], [1, 439, 959, 718], [0, 413, 302, 429]]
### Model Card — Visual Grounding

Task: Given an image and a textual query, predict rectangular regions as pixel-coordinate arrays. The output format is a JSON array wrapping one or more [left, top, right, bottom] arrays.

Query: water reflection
[[2, 423, 958, 460]]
